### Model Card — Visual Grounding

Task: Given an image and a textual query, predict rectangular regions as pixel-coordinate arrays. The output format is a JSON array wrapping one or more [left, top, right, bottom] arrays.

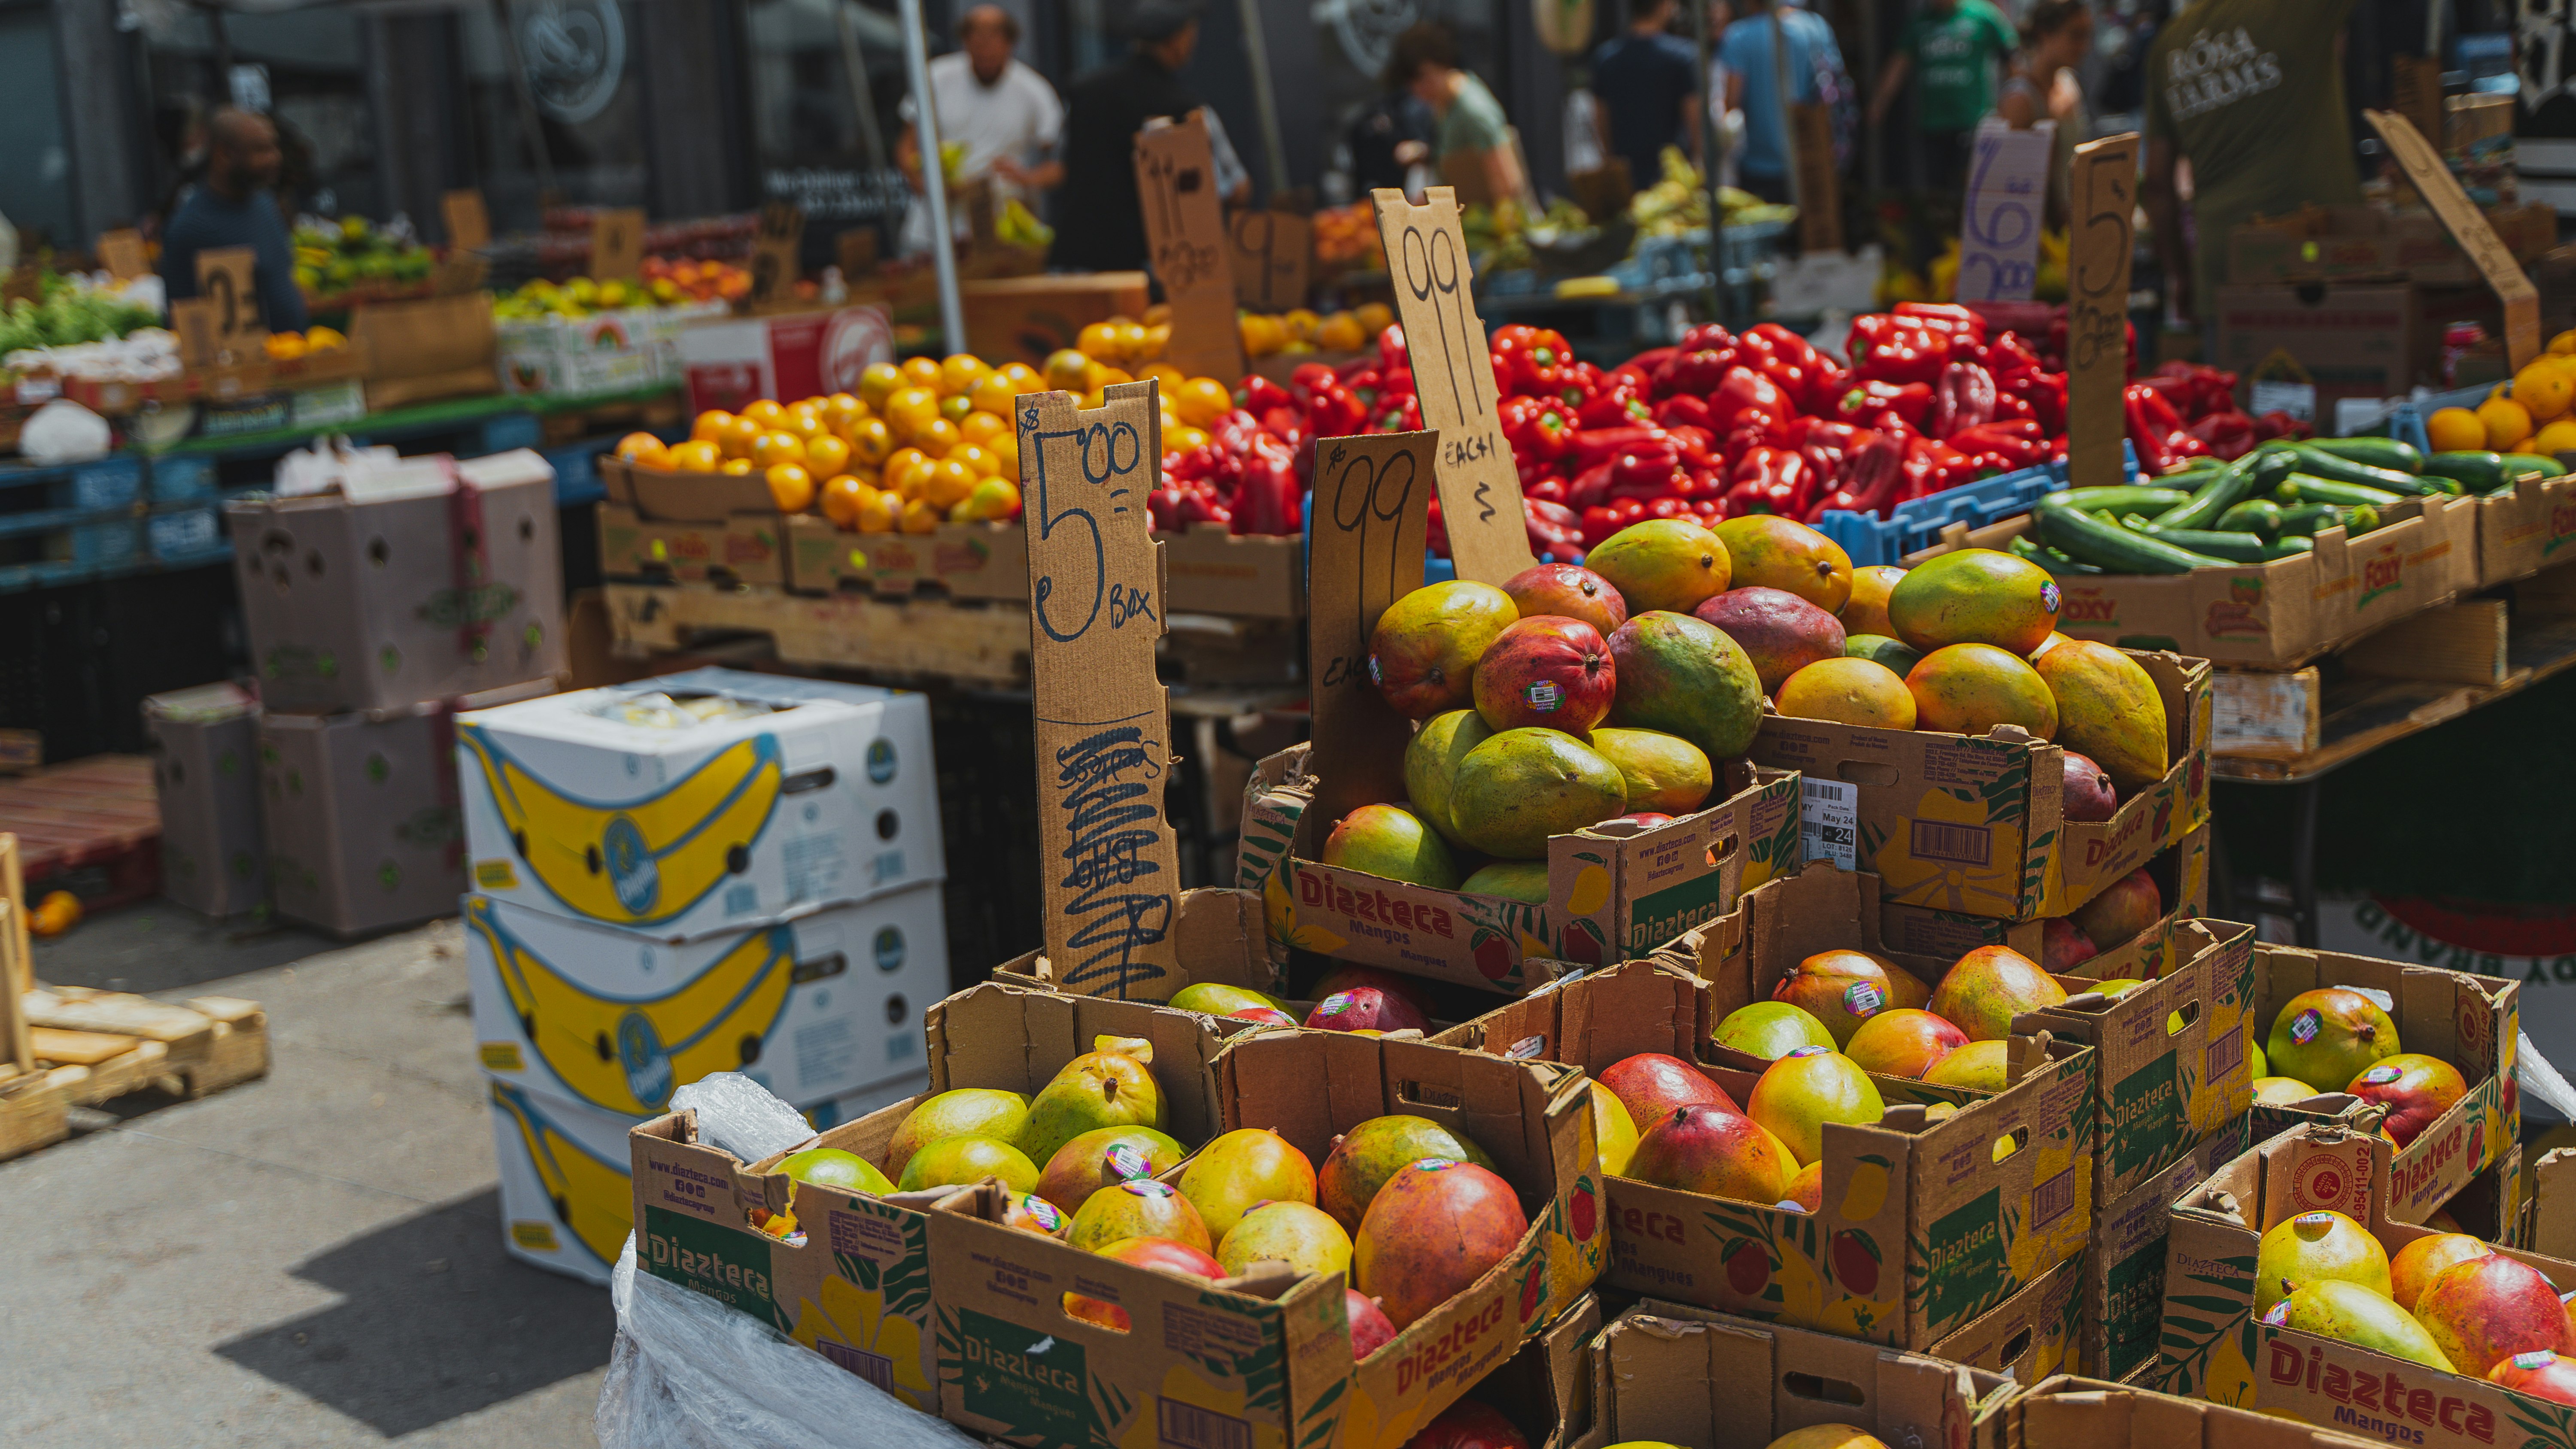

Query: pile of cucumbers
[[2017, 438, 2567, 576]]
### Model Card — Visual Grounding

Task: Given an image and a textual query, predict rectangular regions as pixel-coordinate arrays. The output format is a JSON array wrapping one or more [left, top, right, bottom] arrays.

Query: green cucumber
[[2505, 452, 2568, 478], [2306, 437, 2424, 473], [2035, 492, 2229, 573], [2155, 449, 2292, 531], [2288, 443, 2444, 495], [2059, 485, 2191, 515], [2117, 515, 2284, 564], [2009, 534, 2104, 575], [2279, 475, 2403, 508], [2418, 452, 2515, 492], [2275, 501, 2380, 537], [2216, 499, 2284, 540]]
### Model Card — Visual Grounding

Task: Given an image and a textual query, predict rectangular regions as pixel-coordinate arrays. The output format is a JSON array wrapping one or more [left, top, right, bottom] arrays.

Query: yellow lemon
[[2426, 406, 2486, 453], [2552, 328, 2576, 357], [2517, 361, 2575, 422], [2534, 418, 2576, 457], [2477, 394, 2533, 451]]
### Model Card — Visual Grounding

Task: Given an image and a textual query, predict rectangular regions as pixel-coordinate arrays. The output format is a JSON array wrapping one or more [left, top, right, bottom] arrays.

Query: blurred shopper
[[1998, 0, 2095, 224], [896, 6, 1063, 255], [1593, 0, 1702, 185], [1352, 85, 1439, 195], [1870, 0, 2019, 192], [1051, 0, 1244, 271], [1385, 23, 1528, 208], [1721, 0, 1846, 204], [159, 107, 307, 333], [2145, 0, 2358, 324]]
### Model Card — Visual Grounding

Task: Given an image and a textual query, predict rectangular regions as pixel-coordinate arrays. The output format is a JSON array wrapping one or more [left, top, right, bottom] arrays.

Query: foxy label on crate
[[2155, 1123, 2576, 1449], [629, 980, 1232, 1414]]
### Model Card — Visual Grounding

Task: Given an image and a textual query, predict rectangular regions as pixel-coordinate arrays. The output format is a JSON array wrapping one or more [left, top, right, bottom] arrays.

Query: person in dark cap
[[1048, 0, 1232, 273]]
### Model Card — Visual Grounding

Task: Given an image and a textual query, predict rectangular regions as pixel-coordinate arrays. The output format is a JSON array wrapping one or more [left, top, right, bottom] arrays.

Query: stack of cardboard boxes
[[460, 666, 949, 1283]]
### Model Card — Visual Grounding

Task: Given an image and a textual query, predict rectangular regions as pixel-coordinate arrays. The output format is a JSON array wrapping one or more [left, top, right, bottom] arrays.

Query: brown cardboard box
[[2472, 471, 2576, 588], [144, 682, 267, 919], [1878, 822, 2213, 986], [595, 502, 785, 586], [2210, 283, 2427, 415], [781, 513, 1028, 600], [2227, 203, 2557, 288], [598, 455, 778, 523], [626, 980, 1232, 1417], [1567, 1300, 2016, 1449], [349, 291, 498, 410], [2154, 1124, 2576, 1446], [2239, 942, 2519, 1224], [1908, 497, 2477, 669], [1446, 864, 2100, 1349], [1926, 1247, 2088, 1383], [1748, 649, 2212, 920], [2004, 1374, 2393, 1448], [932, 1028, 1604, 1449], [960, 272, 1151, 370], [226, 452, 567, 715], [2531, 1146, 2576, 1260], [2084, 1113, 2250, 1380]]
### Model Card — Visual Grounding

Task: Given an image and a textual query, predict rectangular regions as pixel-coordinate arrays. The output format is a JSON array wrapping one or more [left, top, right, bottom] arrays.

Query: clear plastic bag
[[669, 1071, 817, 1164], [596, 1239, 979, 1449]]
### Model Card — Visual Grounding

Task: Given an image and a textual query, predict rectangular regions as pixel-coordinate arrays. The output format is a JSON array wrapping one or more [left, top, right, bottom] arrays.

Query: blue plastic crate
[[146, 506, 225, 562], [71, 457, 143, 511], [1816, 441, 2142, 566], [149, 454, 220, 504], [540, 440, 607, 506]]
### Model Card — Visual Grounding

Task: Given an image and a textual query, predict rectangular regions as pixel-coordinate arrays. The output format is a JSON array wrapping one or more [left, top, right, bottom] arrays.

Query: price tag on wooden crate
[[751, 202, 805, 303], [1305, 430, 1436, 827], [1017, 378, 1183, 1000], [1228, 209, 1311, 313], [1133, 111, 1243, 382], [1956, 121, 2052, 303], [195, 246, 267, 355], [441, 189, 491, 252], [171, 298, 220, 367], [590, 207, 646, 282], [2365, 107, 2541, 369], [1369, 186, 1535, 584], [97, 230, 148, 281], [2066, 133, 2138, 491]]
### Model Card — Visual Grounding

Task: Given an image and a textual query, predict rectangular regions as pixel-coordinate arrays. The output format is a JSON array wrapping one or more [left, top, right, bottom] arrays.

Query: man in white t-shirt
[[897, 5, 1063, 253]]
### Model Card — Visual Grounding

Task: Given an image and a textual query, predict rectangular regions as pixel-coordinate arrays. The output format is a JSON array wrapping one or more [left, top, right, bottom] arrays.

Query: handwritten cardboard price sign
[[1957, 121, 2052, 303], [750, 202, 805, 304], [1228, 209, 1311, 313], [1369, 187, 1534, 584], [2066, 133, 2138, 490], [1019, 379, 1184, 1000], [195, 246, 266, 358], [2365, 108, 2541, 369], [96, 230, 148, 281], [589, 207, 646, 282], [441, 189, 491, 252], [1133, 111, 1243, 382], [1306, 430, 1436, 827]]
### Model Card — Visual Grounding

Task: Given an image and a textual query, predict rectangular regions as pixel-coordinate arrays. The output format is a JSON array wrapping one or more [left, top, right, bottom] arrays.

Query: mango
[[1711, 514, 1854, 610], [2390, 1233, 2494, 1311], [1927, 945, 2067, 1041], [1346, 1288, 1397, 1360], [1352, 1158, 1529, 1329], [1168, 983, 1289, 1018], [1018, 1036, 1165, 1168], [2253, 1076, 2321, 1105], [1502, 561, 1628, 637], [1068, 1177, 1211, 1253], [996, 1191, 1069, 1239], [2489, 1352, 2576, 1406], [1844, 633, 1923, 676], [1217, 1200, 1351, 1278], [1776, 656, 1915, 729], [1323, 802, 1463, 888], [1694, 585, 1847, 693], [1768, 1428, 1890, 1449], [1774, 949, 1932, 1046], [1473, 616, 1617, 734], [2272, 1279, 2455, 1373], [1714, 1001, 1836, 1061], [2061, 750, 2119, 822], [1906, 643, 2058, 740], [2266, 988, 2400, 1097], [1370, 580, 1518, 718], [1411, 1398, 1537, 1449], [1601, 1051, 1739, 1133], [1921, 1038, 2009, 1090], [1461, 859, 1551, 903], [1783, 1159, 1823, 1213], [2414, 1251, 2576, 1376], [1033, 1125, 1186, 1214], [1064, 1237, 1223, 1330], [1179, 1128, 1318, 1240], [1607, 611, 1765, 760], [1317, 1115, 1496, 1230], [781, 1146, 893, 1197], [2032, 640, 2168, 789], [1586, 726, 1714, 815], [2071, 867, 2160, 951], [884, 1088, 1029, 1180], [1623, 1103, 1794, 1200], [2041, 917, 2097, 972], [1447, 728, 1628, 859], [1747, 1046, 1886, 1164], [2346, 1052, 2466, 1147], [897, 1133, 1038, 1194], [1844, 1008, 1969, 1079], [1587, 518, 1732, 615], [2255, 1208, 2390, 1314], [1589, 1079, 1641, 1176], [1404, 709, 1495, 845], [1841, 566, 1906, 638], [1887, 548, 2060, 655], [1303, 987, 1430, 1035]]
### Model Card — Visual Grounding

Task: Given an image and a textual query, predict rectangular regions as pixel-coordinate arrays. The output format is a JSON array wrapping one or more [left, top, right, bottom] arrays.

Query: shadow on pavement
[[31, 899, 340, 994], [213, 1188, 613, 1438]]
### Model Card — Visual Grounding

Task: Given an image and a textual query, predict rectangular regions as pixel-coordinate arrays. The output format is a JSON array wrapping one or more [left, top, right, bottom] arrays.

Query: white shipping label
[[2250, 379, 2318, 423], [1801, 777, 1858, 870]]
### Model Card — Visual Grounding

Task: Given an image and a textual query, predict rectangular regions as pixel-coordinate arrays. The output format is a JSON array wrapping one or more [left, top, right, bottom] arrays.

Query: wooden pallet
[[0, 755, 161, 912], [0, 987, 270, 1162], [2212, 565, 2576, 780], [604, 581, 1034, 687]]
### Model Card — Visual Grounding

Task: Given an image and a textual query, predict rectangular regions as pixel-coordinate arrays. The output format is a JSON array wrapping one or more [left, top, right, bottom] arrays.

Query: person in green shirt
[[1869, 0, 2020, 192], [1387, 23, 1528, 208], [2145, 0, 2360, 326]]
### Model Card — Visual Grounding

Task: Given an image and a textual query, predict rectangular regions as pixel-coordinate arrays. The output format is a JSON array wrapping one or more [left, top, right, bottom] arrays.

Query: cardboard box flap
[[1303, 430, 1438, 828], [926, 979, 1227, 1147], [2011, 1376, 2391, 1447]]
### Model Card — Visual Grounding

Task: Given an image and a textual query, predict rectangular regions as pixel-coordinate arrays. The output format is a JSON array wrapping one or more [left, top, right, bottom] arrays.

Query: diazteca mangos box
[[1905, 498, 2477, 670], [1745, 647, 2211, 921], [457, 666, 941, 940], [2530, 1146, 2576, 1260], [1239, 746, 1801, 994], [627, 979, 1230, 1413], [1456, 870, 2098, 1349], [1564, 1300, 2016, 1449], [1878, 822, 2213, 988], [2004, 1373, 2403, 1449], [1922, 1246, 2087, 1385], [2239, 943, 2518, 1223], [2083, 1112, 2249, 1381], [2154, 1123, 2576, 1449], [465, 885, 950, 1114], [930, 1028, 1603, 1449]]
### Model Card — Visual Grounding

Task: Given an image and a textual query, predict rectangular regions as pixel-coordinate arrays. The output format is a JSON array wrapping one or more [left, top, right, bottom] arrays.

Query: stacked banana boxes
[[223, 449, 569, 936], [458, 666, 947, 1284]]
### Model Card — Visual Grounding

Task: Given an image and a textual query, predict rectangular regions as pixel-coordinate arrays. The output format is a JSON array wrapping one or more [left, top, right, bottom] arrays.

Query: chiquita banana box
[[489, 1076, 639, 1285], [465, 885, 950, 1114], [456, 667, 939, 940]]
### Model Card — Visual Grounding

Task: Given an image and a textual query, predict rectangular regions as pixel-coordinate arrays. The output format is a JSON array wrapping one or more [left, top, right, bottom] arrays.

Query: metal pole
[[492, 0, 562, 206], [897, 0, 965, 352], [1234, 0, 1289, 197], [838, 0, 888, 172], [1696, 0, 1727, 324]]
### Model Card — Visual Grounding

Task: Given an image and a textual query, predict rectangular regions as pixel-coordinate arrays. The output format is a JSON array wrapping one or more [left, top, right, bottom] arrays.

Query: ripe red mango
[[1352, 1158, 1529, 1330]]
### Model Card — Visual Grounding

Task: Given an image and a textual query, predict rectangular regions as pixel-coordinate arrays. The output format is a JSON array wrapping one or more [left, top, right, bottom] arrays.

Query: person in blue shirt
[[1720, 0, 1845, 203], [158, 108, 307, 334], [1592, 0, 1702, 188]]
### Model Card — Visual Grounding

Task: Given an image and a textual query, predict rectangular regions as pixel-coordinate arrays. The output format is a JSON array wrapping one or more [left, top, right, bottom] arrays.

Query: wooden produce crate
[[602, 581, 1032, 687], [0, 755, 161, 913]]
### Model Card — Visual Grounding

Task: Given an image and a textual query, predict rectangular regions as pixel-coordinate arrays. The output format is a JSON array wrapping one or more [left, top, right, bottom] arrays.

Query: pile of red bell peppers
[[2126, 359, 2310, 470]]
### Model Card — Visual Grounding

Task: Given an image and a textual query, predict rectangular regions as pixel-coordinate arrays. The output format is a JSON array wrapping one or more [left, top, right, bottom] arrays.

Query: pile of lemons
[[2429, 329, 2576, 457]]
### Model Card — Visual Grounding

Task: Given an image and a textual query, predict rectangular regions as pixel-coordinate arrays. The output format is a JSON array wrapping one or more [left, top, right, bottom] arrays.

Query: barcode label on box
[[820, 1340, 894, 1391], [1160, 1396, 1252, 1449], [2211, 669, 2317, 758], [1909, 818, 1991, 866], [2032, 1164, 2077, 1228], [1801, 778, 1858, 869]]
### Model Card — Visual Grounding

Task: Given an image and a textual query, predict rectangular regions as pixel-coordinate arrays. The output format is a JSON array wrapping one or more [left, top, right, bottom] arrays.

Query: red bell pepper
[[1838, 379, 1935, 431], [2123, 383, 2183, 474], [1725, 446, 1812, 516], [1526, 498, 1584, 561], [1929, 361, 1998, 440], [1654, 394, 1713, 433], [1948, 419, 2046, 470], [1846, 313, 1952, 385], [1707, 366, 1789, 431], [1804, 429, 1903, 521], [1892, 302, 1987, 343]]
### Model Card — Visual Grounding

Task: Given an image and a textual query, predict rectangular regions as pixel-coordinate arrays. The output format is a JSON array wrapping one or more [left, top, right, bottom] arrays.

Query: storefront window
[[743, 0, 908, 265], [461, 0, 649, 232], [0, 2, 74, 253]]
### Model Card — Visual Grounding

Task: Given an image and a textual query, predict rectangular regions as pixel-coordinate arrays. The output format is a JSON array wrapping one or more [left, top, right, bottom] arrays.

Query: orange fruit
[[967, 375, 1015, 416], [1077, 321, 1121, 359], [939, 393, 975, 424], [1165, 424, 1209, 455], [1142, 323, 1171, 359], [717, 415, 762, 459], [900, 497, 942, 534], [1239, 313, 1286, 357], [939, 353, 990, 397], [740, 398, 787, 428], [947, 443, 998, 478], [1355, 301, 1394, 335], [1284, 309, 1321, 342], [985, 433, 1019, 479], [858, 489, 901, 532], [999, 362, 1042, 393], [2477, 394, 2533, 451], [804, 433, 852, 478], [899, 355, 943, 389], [924, 458, 979, 508], [847, 416, 895, 467], [616, 431, 669, 466], [858, 361, 904, 407], [1112, 321, 1150, 360], [1317, 312, 1365, 351], [666, 439, 723, 472], [959, 410, 1009, 445], [2427, 406, 2486, 453], [784, 405, 829, 441], [821, 392, 867, 430], [1143, 303, 1170, 326], [886, 386, 941, 440], [1044, 349, 1094, 392], [30, 889, 80, 937], [884, 446, 931, 494], [766, 463, 816, 512], [1140, 363, 1187, 392], [2517, 361, 2575, 423], [1175, 376, 1233, 427], [2535, 418, 2576, 457], [960, 478, 1021, 522], [720, 457, 756, 476], [820, 474, 875, 527], [750, 430, 807, 468], [914, 417, 962, 456], [690, 409, 735, 443]]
